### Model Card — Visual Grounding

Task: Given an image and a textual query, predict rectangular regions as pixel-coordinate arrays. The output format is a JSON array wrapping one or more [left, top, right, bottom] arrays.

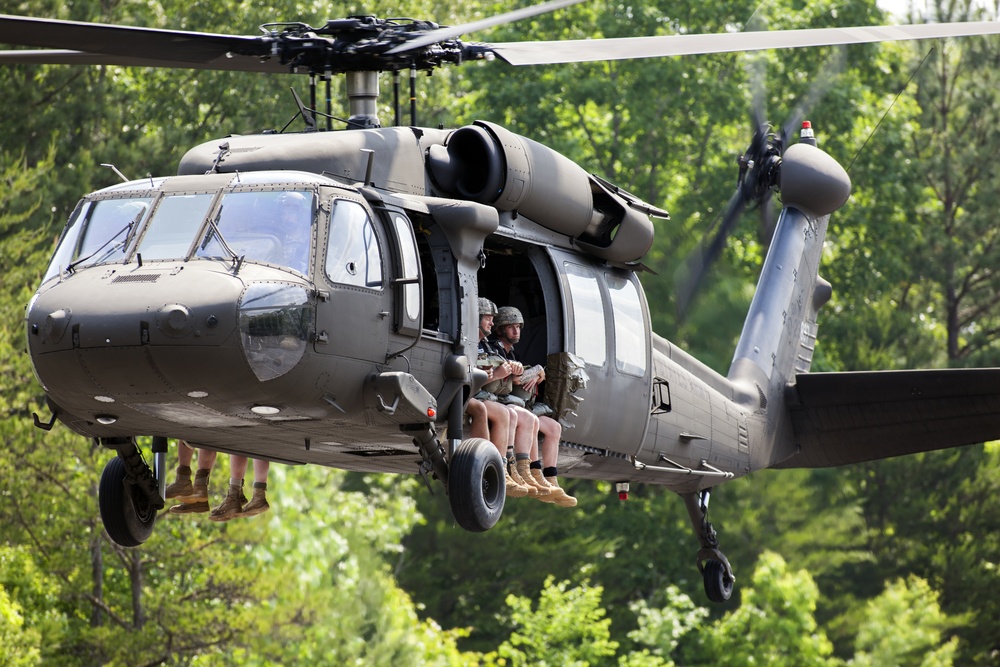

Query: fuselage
[[26, 125, 843, 494]]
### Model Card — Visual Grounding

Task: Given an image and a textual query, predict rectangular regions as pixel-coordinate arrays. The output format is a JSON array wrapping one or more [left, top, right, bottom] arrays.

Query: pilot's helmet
[[277, 191, 310, 218], [478, 297, 498, 316], [494, 306, 524, 329]]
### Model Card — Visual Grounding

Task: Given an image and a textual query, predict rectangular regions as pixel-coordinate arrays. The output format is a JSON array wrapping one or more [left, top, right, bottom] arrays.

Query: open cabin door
[[478, 243, 652, 456]]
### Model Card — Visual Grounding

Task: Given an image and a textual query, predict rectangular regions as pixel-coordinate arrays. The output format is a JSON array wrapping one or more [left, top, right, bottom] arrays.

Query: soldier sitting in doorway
[[489, 305, 576, 507]]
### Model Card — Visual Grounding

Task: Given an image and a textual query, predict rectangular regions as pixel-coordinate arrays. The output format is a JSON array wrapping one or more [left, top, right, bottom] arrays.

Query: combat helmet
[[494, 306, 524, 329], [478, 297, 498, 316]]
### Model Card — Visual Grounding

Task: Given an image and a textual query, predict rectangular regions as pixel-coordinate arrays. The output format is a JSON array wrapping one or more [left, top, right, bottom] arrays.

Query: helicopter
[[5, 1, 1000, 604]]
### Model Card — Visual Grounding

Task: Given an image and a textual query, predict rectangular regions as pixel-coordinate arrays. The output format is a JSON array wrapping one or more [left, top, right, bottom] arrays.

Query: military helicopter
[[6, 1, 1000, 603]]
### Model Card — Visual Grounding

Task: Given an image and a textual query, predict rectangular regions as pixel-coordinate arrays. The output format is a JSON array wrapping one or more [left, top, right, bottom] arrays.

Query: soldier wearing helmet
[[472, 296, 529, 498], [491, 304, 577, 507]]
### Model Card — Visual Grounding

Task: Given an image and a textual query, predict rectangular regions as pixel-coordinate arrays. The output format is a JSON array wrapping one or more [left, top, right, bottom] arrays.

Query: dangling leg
[[210, 455, 248, 522], [169, 447, 216, 515], [512, 407, 549, 498], [239, 459, 271, 518], [165, 440, 195, 501], [536, 416, 576, 507]]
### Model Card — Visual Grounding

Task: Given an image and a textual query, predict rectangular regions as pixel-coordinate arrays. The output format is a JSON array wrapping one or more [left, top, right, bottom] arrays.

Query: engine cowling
[[426, 120, 654, 263]]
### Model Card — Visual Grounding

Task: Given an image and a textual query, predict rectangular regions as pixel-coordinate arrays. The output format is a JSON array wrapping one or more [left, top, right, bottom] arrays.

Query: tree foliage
[[2, 0, 1000, 664]]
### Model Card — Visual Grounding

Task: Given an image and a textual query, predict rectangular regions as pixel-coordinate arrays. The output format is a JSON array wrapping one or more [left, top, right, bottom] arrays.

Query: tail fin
[[727, 143, 850, 463]]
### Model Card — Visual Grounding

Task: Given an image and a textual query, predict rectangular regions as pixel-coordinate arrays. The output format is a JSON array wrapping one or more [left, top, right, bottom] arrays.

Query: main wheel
[[703, 559, 734, 602], [448, 437, 506, 532], [99, 456, 157, 547]]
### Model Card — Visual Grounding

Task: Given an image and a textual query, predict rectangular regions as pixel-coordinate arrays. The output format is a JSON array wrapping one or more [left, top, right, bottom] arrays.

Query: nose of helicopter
[[25, 264, 279, 423], [28, 265, 242, 352]]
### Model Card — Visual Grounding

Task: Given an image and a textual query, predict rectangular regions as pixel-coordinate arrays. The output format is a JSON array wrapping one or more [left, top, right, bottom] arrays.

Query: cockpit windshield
[[42, 188, 316, 282], [196, 191, 314, 275]]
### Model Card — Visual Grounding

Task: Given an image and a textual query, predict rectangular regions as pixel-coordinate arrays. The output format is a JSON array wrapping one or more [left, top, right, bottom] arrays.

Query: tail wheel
[[99, 456, 157, 547], [448, 437, 506, 532], [703, 558, 734, 603]]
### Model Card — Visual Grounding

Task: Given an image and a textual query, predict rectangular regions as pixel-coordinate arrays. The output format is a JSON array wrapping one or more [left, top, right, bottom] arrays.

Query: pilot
[[492, 306, 576, 507], [275, 191, 312, 274], [474, 298, 529, 498]]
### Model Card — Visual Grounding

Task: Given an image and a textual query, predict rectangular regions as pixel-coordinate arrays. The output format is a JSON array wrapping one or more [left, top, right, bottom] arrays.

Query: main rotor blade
[[385, 0, 587, 55], [0, 14, 268, 65], [489, 20, 1000, 65], [0, 48, 288, 73]]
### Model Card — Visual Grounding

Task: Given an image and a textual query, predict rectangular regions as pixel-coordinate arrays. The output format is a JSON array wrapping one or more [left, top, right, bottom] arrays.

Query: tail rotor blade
[[675, 188, 747, 319]]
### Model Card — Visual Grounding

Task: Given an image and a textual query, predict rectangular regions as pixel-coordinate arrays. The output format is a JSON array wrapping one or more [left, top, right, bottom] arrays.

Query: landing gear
[[448, 437, 506, 532], [682, 489, 735, 603], [98, 438, 165, 547]]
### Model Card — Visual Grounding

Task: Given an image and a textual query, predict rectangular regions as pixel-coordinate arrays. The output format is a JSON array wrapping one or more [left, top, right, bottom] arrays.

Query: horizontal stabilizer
[[781, 368, 1000, 468]]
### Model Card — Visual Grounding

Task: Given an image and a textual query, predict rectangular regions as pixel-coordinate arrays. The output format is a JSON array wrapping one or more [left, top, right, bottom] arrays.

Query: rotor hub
[[260, 16, 494, 75]]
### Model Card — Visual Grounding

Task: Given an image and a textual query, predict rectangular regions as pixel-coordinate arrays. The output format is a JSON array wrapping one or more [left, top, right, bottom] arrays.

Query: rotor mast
[[346, 71, 380, 128]]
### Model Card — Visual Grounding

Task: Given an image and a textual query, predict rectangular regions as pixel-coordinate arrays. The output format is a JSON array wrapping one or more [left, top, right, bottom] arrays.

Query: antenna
[[100, 163, 130, 183], [847, 47, 934, 173]]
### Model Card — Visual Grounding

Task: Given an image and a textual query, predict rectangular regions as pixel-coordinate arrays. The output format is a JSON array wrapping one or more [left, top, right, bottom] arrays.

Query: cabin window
[[136, 193, 215, 260], [325, 199, 383, 289], [564, 262, 606, 367], [45, 198, 151, 279], [197, 190, 314, 274], [607, 273, 647, 376], [392, 213, 421, 321]]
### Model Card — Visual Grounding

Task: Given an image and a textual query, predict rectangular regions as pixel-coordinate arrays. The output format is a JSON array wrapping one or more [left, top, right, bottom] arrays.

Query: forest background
[[2, 0, 999, 665]]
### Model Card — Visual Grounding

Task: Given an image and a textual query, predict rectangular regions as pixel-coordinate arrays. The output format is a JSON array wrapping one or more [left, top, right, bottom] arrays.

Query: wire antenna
[[847, 46, 935, 173]]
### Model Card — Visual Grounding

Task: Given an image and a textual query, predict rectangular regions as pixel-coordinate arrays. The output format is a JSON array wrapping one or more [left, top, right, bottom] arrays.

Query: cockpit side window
[[325, 199, 383, 289], [43, 201, 89, 283], [197, 190, 314, 274]]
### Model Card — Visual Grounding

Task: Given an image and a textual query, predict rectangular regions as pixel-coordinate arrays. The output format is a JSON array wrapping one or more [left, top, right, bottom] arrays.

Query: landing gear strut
[[682, 489, 735, 602], [98, 437, 165, 547]]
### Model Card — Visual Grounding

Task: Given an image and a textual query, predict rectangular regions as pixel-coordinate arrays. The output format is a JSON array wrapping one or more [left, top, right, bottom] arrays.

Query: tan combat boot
[[164, 465, 193, 499], [516, 459, 551, 497], [543, 474, 578, 508], [209, 480, 246, 522], [528, 468, 560, 504], [509, 458, 539, 496], [238, 482, 270, 518], [168, 468, 210, 514], [505, 468, 530, 498]]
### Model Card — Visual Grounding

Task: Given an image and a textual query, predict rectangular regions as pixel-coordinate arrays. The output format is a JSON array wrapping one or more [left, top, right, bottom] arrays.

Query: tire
[[703, 558, 734, 603], [99, 456, 157, 547], [448, 437, 506, 532]]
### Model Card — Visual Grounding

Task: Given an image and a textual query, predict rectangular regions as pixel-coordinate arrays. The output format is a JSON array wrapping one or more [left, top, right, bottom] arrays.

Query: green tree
[[686, 551, 838, 667], [485, 576, 618, 667], [625, 585, 708, 667], [851, 576, 959, 667]]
